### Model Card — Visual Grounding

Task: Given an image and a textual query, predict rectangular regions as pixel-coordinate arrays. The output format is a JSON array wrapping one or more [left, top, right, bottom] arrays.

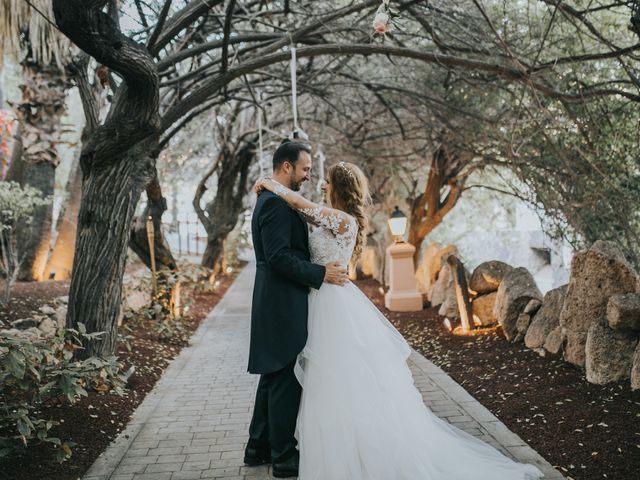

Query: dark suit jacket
[[248, 191, 325, 374]]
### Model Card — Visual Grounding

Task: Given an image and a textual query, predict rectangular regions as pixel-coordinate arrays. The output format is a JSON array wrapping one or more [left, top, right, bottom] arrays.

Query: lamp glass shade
[[388, 206, 408, 237]]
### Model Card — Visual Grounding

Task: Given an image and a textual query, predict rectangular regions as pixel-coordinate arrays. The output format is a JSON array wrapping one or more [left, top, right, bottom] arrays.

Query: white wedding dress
[[293, 207, 544, 480]]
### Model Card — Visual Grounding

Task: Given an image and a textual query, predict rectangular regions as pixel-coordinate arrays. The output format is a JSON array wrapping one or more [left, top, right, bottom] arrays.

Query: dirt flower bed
[[356, 278, 640, 480], [0, 280, 70, 325], [0, 271, 239, 480]]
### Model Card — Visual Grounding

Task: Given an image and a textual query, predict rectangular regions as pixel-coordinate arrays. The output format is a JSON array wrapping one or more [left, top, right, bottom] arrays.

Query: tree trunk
[[7, 58, 70, 281], [407, 145, 463, 264], [129, 170, 178, 318], [66, 146, 151, 358], [196, 137, 255, 272], [202, 234, 226, 273], [53, 0, 160, 359], [43, 154, 82, 280], [5, 124, 21, 181], [129, 172, 176, 271], [0, 227, 17, 305]]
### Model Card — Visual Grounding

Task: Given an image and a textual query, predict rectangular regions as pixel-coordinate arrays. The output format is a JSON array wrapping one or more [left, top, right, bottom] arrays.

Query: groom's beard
[[289, 174, 303, 191]]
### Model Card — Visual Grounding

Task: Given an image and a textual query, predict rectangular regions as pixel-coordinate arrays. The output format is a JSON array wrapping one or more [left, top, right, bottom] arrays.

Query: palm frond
[[0, 0, 72, 68]]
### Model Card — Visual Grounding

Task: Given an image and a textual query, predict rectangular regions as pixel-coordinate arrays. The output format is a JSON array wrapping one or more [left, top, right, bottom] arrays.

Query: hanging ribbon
[[316, 145, 325, 193], [290, 43, 299, 135], [258, 108, 264, 174]]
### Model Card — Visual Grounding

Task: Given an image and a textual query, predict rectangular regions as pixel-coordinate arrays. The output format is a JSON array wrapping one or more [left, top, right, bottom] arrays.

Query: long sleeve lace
[[298, 205, 357, 252], [264, 179, 357, 246]]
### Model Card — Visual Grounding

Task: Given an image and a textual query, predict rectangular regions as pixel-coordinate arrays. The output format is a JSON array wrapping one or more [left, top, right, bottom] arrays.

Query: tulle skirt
[[294, 282, 544, 480]]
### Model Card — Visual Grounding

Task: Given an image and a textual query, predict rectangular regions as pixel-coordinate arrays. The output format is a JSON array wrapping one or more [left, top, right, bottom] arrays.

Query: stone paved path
[[84, 263, 563, 480]]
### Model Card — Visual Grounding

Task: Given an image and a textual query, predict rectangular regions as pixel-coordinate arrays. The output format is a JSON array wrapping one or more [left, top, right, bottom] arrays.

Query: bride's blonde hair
[[327, 162, 371, 260]]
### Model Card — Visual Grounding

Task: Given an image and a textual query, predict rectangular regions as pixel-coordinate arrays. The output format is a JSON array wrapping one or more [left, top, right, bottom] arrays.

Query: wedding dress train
[[294, 207, 544, 480]]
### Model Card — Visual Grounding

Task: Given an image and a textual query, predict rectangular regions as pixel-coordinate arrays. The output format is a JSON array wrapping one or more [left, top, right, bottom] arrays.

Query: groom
[[245, 139, 347, 478]]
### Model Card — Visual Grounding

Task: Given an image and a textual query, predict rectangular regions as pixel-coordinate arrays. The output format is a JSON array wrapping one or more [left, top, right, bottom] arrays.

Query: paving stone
[[144, 462, 184, 473], [126, 448, 150, 457], [146, 447, 182, 456], [132, 473, 172, 480], [181, 444, 211, 454], [83, 264, 563, 480], [200, 466, 242, 478], [170, 472, 202, 480], [156, 454, 188, 464], [120, 456, 159, 466], [181, 460, 212, 471], [112, 464, 147, 475]]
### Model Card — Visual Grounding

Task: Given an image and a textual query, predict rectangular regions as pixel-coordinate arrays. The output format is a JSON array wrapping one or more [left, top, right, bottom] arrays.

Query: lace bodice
[[300, 207, 358, 267]]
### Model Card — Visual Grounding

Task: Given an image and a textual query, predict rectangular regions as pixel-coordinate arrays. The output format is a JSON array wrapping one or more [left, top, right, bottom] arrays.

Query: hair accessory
[[338, 162, 356, 181]]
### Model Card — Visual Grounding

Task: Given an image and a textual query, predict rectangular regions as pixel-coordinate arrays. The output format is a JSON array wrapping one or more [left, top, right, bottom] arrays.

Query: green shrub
[[0, 181, 51, 305], [0, 324, 125, 462]]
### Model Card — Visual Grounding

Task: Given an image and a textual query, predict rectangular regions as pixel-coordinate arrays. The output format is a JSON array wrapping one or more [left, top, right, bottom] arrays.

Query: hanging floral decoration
[[373, 0, 393, 35]]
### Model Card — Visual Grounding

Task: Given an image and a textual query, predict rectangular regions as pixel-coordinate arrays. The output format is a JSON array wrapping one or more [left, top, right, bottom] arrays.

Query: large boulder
[[438, 295, 460, 320], [123, 290, 150, 312], [429, 263, 452, 307], [631, 343, 640, 391], [54, 295, 69, 305], [434, 261, 471, 319], [10, 318, 39, 330], [543, 325, 563, 356], [559, 240, 638, 368], [563, 330, 588, 366], [38, 318, 57, 337], [591, 239, 632, 264], [524, 298, 542, 316], [426, 245, 458, 301], [415, 242, 442, 294], [513, 313, 532, 343], [4, 327, 42, 340], [39, 304, 55, 316], [493, 267, 543, 341], [524, 285, 568, 350], [607, 293, 640, 332], [55, 305, 67, 329], [472, 292, 498, 326], [469, 261, 514, 295], [585, 318, 638, 385]]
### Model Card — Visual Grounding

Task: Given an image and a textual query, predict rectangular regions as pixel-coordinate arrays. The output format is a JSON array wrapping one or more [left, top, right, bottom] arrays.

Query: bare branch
[[147, 0, 173, 52], [161, 43, 640, 134], [221, 0, 237, 75], [151, 0, 225, 55]]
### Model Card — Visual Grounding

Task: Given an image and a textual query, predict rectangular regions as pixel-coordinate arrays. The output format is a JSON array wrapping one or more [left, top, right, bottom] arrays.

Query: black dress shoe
[[272, 450, 299, 478], [243, 446, 270, 466]]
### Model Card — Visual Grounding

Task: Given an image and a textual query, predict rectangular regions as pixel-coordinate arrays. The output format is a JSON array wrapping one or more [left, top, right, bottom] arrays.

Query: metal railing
[[163, 214, 207, 256]]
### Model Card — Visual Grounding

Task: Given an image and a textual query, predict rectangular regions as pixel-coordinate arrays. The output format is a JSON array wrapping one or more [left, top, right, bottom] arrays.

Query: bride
[[255, 161, 544, 480]]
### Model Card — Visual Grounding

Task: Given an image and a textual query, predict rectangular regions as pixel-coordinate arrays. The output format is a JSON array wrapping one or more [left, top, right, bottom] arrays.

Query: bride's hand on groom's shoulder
[[253, 176, 271, 196]]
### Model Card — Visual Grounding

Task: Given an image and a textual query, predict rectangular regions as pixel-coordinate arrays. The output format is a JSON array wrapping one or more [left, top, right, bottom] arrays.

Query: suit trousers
[[247, 360, 301, 463]]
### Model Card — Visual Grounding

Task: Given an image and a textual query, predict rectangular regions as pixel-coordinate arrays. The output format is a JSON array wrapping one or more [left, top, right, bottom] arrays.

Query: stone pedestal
[[385, 242, 423, 312]]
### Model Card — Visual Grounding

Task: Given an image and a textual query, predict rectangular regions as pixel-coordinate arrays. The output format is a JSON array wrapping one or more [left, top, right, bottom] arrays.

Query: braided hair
[[327, 162, 371, 260]]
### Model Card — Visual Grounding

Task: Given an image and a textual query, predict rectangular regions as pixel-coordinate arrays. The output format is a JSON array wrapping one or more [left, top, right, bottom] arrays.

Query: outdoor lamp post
[[388, 206, 408, 242], [384, 207, 423, 312]]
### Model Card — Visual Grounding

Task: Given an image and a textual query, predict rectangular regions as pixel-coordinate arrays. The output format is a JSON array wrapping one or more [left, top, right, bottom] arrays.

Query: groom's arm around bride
[[249, 189, 345, 374]]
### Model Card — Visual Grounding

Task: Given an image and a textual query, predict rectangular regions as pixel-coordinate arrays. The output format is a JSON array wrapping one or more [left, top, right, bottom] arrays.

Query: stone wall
[[422, 240, 640, 390]]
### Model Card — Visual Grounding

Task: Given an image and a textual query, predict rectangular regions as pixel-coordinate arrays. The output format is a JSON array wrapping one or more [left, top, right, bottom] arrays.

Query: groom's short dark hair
[[273, 139, 311, 171]]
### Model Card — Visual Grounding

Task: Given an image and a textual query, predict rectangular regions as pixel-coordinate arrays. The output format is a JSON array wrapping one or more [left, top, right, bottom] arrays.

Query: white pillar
[[384, 242, 423, 312]]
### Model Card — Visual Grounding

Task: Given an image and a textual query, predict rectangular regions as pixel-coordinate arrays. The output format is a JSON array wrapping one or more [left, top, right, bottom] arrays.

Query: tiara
[[338, 161, 355, 180]]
